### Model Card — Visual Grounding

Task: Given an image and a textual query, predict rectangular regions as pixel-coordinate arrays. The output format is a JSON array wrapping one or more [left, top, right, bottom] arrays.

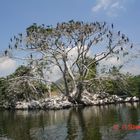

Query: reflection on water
[[0, 103, 140, 140]]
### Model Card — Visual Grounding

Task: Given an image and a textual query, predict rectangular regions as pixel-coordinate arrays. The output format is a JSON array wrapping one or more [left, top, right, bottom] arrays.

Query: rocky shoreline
[[1, 91, 139, 110]]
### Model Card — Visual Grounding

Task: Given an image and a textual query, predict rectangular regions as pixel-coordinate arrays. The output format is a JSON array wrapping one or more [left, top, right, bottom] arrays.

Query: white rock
[[103, 98, 107, 103], [93, 94, 100, 100], [99, 100, 104, 104], [117, 98, 123, 102], [112, 95, 119, 99], [125, 97, 132, 102], [81, 96, 93, 105], [15, 101, 29, 109], [132, 96, 139, 102], [28, 100, 41, 109], [93, 100, 100, 105]]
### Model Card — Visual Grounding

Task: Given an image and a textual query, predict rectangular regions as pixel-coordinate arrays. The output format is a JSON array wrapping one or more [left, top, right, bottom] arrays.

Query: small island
[[0, 21, 140, 110]]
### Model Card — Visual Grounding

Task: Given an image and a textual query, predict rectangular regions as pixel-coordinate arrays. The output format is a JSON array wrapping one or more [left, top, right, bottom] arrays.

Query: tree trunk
[[68, 81, 84, 104], [63, 73, 70, 96], [75, 81, 84, 102]]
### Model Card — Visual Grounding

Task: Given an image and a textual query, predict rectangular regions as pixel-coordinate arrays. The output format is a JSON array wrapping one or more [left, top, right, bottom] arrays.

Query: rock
[[91, 100, 99, 105], [132, 96, 139, 102], [117, 97, 123, 102], [93, 94, 101, 100], [81, 95, 94, 105], [15, 101, 29, 110], [93, 92, 110, 100], [28, 100, 41, 109], [100, 92, 110, 99], [2, 91, 140, 110], [99, 99, 105, 105], [80, 91, 95, 105], [2, 102, 9, 109], [60, 100, 72, 108], [111, 95, 123, 103], [108, 97, 115, 103], [104, 98, 110, 104], [42, 96, 72, 110], [112, 95, 118, 99], [81, 92, 125, 105], [125, 97, 132, 102]]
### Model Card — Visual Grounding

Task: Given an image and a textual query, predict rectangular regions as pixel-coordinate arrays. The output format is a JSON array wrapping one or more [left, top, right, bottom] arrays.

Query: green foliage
[[127, 75, 140, 96], [0, 78, 7, 94], [103, 67, 128, 95], [102, 79, 128, 95], [0, 66, 48, 104], [8, 65, 32, 78], [84, 57, 96, 80], [0, 77, 9, 100], [51, 84, 59, 92], [34, 81, 48, 95], [4, 79, 47, 102], [93, 67, 140, 96], [88, 67, 131, 95]]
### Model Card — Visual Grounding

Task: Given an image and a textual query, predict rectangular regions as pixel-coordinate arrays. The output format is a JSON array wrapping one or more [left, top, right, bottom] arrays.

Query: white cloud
[[121, 59, 140, 75], [121, 66, 140, 75], [44, 45, 93, 82], [105, 56, 122, 66], [98, 54, 140, 75], [92, 0, 112, 12], [98, 55, 123, 73], [92, 0, 126, 17], [0, 57, 17, 77], [111, 1, 119, 8], [44, 65, 62, 82]]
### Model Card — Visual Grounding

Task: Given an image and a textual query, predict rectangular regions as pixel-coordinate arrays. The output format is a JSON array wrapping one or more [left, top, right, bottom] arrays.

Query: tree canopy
[[1, 20, 134, 103]]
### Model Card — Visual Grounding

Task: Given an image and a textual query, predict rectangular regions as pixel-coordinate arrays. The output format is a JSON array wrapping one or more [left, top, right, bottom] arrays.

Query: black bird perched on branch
[[4, 50, 8, 56], [118, 31, 120, 36], [122, 34, 125, 39], [111, 24, 114, 29], [8, 44, 11, 49], [30, 54, 33, 59], [15, 44, 17, 49], [130, 44, 133, 48]]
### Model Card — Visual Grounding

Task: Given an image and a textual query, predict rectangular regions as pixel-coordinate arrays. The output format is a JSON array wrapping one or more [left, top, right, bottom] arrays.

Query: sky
[[0, 0, 140, 77]]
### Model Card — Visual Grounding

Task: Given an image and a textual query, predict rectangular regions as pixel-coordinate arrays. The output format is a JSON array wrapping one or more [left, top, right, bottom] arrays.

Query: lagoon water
[[0, 103, 140, 140]]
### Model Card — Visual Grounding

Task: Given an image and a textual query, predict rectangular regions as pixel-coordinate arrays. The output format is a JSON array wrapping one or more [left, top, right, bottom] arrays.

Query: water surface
[[0, 103, 140, 140]]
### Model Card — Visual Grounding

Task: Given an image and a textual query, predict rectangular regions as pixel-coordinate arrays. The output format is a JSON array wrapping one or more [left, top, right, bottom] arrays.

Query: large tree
[[3, 20, 133, 103]]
